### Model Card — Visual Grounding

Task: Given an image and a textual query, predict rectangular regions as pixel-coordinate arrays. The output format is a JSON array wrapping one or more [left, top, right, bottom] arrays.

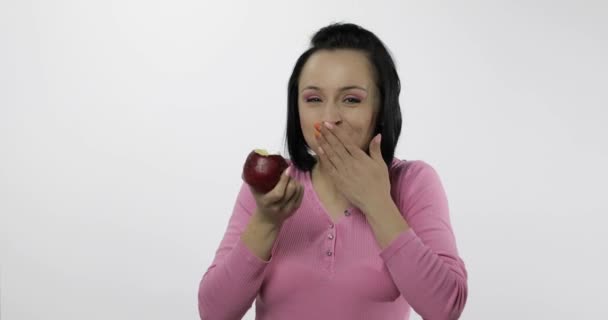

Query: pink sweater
[[198, 158, 468, 320]]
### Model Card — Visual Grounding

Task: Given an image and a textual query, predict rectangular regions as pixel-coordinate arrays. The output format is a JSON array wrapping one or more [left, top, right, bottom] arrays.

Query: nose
[[319, 119, 342, 127], [321, 104, 343, 126]]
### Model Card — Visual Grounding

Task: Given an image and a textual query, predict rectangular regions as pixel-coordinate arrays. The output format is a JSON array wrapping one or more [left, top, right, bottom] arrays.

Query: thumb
[[370, 134, 382, 161]]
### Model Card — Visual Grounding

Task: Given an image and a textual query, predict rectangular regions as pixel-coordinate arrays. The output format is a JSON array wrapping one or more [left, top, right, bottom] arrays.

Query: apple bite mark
[[254, 149, 270, 156]]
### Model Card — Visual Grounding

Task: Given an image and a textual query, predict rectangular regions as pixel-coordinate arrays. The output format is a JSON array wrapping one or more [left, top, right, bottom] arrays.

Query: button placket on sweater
[[325, 208, 354, 260], [326, 222, 335, 257], [325, 208, 354, 258]]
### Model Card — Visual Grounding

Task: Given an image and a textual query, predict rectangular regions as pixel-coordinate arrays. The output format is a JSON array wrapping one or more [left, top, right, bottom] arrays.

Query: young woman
[[198, 22, 468, 320]]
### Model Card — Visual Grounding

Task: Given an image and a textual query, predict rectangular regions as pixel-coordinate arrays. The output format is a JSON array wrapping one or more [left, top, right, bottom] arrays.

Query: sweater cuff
[[379, 227, 419, 262]]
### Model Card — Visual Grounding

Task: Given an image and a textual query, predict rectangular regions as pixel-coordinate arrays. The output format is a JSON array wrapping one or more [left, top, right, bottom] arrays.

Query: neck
[[311, 156, 347, 203]]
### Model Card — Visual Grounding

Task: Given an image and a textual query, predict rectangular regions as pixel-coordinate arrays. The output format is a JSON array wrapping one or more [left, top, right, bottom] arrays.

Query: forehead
[[298, 49, 375, 89]]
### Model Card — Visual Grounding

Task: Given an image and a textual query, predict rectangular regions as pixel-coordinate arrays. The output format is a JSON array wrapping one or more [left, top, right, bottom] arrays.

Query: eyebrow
[[301, 85, 368, 93]]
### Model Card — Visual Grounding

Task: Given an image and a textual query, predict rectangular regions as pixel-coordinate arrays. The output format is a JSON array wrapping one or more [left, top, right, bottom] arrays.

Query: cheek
[[299, 121, 318, 146]]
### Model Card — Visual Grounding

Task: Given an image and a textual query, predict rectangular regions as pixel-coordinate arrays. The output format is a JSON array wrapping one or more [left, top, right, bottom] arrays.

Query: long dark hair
[[284, 22, 403, 171]]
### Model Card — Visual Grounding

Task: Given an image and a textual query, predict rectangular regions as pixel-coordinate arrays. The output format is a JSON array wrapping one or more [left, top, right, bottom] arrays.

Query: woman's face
[[298, 49, 380, 156]]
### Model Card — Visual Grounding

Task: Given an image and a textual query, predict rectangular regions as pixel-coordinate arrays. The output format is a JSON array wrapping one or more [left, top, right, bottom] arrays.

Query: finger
[[322, 121, 355, 160], [268, 167, 292, 203], [318, 130, 342, 170], [269, 181, 294, 213], [280, 181, 299, 210], [294, 185, 304, 208], [320, 123, 347, 164], [328, 120, 364, 159], [283, 184, 304, 212], [317, 145, 338, 178], [282, 178, 298, 204], [294, 185, 305, 207], [248, 184, 262, 198]]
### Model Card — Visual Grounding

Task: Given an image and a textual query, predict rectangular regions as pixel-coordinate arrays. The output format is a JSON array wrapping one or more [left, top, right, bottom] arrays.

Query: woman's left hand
[[315, 121, 391, 213]]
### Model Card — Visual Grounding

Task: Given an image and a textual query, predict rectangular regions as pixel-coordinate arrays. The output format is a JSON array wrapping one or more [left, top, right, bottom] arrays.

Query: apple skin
[[242, 150, 289, 194]]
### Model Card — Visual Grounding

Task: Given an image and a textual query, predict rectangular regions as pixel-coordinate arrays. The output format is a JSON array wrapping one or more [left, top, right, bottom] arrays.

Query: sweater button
[[344, 209, 351, 216], [326, 250, 333, 256], [328, 234, 334, 240]]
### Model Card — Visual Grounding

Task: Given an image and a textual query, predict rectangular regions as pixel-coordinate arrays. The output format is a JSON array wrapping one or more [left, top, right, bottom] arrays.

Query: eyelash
[[304, 97, 361, 104]]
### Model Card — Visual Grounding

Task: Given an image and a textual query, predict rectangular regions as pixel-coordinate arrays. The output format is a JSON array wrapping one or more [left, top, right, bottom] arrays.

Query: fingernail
[[375, 134, 382, 144], [284, 167, 291, 176], [324, 121, 333, 129]]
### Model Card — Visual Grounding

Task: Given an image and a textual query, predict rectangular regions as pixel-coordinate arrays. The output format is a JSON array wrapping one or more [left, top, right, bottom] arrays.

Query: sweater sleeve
[[198, 181, 271, 320], [380, 161, 468, 320]]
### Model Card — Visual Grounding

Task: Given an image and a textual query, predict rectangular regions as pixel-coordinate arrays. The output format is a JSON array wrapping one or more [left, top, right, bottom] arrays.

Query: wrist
[[364, 200, 410, 250], [252, 210, 283, 231], [361, 193, 394, 217]]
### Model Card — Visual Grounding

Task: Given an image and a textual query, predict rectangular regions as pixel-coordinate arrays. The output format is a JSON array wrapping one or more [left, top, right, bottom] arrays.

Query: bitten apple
[[242, 149, 289, 194]]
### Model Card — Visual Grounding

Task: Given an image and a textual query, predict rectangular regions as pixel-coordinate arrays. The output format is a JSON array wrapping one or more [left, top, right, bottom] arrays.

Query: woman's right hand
[[248, 166, 304, 226]]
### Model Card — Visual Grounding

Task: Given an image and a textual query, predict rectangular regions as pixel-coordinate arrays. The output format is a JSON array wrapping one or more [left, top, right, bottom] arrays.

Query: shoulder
[[389, 158, 439, 183], [388, 158, 448, 219], [389, 158, 445, 199]]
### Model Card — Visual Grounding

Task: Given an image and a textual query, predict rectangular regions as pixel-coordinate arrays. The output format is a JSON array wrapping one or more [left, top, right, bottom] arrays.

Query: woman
[[198, 22, 468, 320]]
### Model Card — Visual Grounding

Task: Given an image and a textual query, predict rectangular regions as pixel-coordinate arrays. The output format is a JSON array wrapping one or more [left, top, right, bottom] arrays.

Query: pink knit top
[[198, 158, 468, 319]]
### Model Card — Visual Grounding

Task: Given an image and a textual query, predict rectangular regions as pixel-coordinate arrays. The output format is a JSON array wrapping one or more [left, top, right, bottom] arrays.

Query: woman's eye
[[305, 97, 321, 103], [304, 97, 360, 104]]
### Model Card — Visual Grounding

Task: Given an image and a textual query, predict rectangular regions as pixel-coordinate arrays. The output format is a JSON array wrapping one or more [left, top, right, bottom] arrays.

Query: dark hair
[[284, 22, 403, 171]]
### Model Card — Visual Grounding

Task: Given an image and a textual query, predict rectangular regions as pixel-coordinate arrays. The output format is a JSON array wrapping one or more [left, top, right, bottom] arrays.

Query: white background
[[1, 1, 607, 319]]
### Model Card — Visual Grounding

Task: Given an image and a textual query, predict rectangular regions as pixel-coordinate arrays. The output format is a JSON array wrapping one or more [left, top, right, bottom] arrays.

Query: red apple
[[242, 149, 289, 194]]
